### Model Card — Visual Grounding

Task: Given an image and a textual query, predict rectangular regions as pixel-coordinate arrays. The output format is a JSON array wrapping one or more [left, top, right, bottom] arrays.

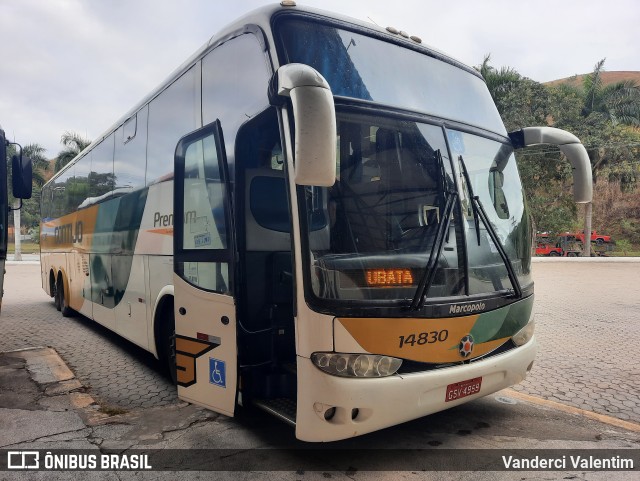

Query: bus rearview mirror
[[11, 149, 33, 200], [275, 63, 336, 187], [509, 126, 592, 203]]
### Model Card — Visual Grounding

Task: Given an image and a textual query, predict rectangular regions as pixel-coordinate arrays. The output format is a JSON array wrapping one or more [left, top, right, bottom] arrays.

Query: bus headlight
[[511, 313, 536, 347], [311, 352, 402, 378]]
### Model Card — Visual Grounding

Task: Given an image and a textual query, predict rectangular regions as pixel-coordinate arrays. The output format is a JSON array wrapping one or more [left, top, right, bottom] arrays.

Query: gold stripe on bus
[[337, 316, 508, 364], [147, 228, 174, 236], [175, 336, 218, 388], [175, 336, 216, 356], [40, 206, 99, 251]]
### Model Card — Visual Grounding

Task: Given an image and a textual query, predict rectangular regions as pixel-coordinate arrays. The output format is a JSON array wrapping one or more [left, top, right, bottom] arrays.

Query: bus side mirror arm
[[509, 127, 592, 203], [271, 63, 337, 187]]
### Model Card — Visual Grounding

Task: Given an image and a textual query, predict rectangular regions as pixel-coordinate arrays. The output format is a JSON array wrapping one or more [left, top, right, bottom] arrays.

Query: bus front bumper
[[294, 337, 537, 442]]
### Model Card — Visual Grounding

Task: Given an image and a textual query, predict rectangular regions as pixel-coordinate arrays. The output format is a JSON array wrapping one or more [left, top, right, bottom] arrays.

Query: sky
[[1, 0, 639, 159]]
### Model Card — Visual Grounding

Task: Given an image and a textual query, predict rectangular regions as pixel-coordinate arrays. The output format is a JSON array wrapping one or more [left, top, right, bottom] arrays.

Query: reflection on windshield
[[448, 130, 532, 296], [302, 115, 533, 306], [306, 114, 464, 302], [278, 18, 505, 134]]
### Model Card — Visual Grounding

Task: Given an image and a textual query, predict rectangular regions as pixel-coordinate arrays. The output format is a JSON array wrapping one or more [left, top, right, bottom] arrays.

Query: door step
[[253, 397, 297, 427]]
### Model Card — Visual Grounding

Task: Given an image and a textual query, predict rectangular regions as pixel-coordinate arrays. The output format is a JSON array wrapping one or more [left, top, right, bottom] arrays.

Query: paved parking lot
[[1, 260, 639, 424], [1, 263, 177, 411], [513, 260, 640, 423]]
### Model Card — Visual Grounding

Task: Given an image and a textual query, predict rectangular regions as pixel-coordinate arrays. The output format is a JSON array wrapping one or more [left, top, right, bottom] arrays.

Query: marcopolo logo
[[449, 302, 486, 315]]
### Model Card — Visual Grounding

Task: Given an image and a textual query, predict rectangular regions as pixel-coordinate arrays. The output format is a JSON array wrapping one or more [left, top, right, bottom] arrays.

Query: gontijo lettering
[[54, 221, 83, 244]]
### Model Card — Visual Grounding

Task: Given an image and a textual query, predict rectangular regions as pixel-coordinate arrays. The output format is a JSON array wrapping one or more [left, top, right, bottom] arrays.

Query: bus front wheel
[[158, 300, 177, 385]]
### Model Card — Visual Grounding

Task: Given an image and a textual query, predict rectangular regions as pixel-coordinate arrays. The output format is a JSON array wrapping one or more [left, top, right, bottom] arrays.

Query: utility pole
[[13, 200, 21, 261], [583, 202, 592, 257]]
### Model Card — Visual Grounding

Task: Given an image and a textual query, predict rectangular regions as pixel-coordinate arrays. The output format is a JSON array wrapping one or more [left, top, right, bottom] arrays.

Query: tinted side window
[[202, 34, 271, 175], [70, 155, 91, 211], [147, 67, 198, 185], [52, 167, 74, 218], [41, 184, 51, 219], [175, 123, 230, 293], [89, 135, 115, 201], [114, 106, 147, 191]]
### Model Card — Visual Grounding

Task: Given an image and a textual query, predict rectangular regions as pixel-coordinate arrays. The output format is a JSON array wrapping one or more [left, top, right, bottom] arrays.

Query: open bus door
[[172, 121, 237, 416]]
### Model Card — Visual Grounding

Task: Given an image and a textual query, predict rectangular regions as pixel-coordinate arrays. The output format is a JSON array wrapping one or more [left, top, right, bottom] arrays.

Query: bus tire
[[56, 275, 73, 318], [53, 276, 61, 311], [157, 299, 177, 385]]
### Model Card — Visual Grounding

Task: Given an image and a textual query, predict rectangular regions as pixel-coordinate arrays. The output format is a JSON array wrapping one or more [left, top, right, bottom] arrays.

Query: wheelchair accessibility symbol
[[209, 358, 226, 388]]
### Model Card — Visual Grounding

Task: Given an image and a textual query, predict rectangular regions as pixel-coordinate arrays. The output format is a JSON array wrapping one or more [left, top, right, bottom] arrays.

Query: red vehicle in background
[[570, 230, 612, 246], [535, 242, 562, 256], [535, 231, 614, 257]]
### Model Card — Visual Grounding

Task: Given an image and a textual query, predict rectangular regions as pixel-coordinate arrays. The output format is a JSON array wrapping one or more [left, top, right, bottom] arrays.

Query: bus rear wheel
[[56, 276, 73, 317], [50, 272, 60, 310], [53, 283, 61, 311]]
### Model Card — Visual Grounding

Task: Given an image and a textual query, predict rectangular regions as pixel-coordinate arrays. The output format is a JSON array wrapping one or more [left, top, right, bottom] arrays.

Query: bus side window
[[89, 135, 116, 200], [178, 129, 230, 293], [114, 107, 147, 192], [147, 67, 198, 186]]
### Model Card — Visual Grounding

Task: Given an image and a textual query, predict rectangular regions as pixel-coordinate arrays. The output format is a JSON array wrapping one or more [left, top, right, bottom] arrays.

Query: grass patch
[[608, 251, 640, 257], [8, 242, 40, 254]]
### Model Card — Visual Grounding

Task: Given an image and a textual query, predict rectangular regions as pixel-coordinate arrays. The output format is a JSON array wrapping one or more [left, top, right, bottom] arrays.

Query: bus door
[[173, 121, 237, 416]]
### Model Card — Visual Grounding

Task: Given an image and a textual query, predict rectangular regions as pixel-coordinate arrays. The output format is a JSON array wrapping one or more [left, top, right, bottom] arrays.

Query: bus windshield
[[278, 16, 532, 309], [301, 113, 532, 306], [277, 17, 506, 135]]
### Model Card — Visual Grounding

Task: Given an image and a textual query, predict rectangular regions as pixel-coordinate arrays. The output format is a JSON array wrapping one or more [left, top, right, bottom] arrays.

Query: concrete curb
[[504, 388, 640, 433]]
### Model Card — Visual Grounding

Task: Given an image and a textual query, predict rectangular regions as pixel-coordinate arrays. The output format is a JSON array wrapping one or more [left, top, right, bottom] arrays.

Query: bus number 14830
[[398, 330, 448, 348]]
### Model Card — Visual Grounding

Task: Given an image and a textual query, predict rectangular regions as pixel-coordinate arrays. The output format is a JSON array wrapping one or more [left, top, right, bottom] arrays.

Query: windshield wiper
[[458, 155, 522, 299], [409, 189, 457, 311]]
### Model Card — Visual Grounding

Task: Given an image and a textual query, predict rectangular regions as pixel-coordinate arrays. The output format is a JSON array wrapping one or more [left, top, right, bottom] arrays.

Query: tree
[[477, 54, 550, 131], [582, 59, 640, 127], [6, 141, 51, 259], [23, 143, 50, 187], [478, 56, 576, 235], [568, 60, 640, 255], [479, 56, 640, 248], [55, 131, 90, 172]]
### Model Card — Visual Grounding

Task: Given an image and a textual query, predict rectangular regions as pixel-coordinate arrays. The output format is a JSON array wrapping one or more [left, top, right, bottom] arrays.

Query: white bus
[[40, 2, 592, 441]]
